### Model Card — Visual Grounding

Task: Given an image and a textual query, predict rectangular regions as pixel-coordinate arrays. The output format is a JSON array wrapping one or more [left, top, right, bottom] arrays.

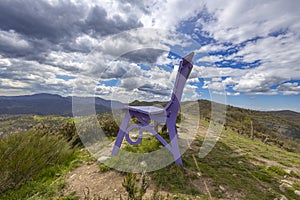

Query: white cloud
[[197, 55, 223, 63], [141, 0, 205, 30], [1, 0, 300, 101], [195, 43, 227, 54], [222, 77, 237, 86], [0, 55, 11, 66], [0, 30, 31, 50], [191, 0, 300, 95], [213, 91, 240, 96], [190, 65, 249, 79], [182, 84, 201, 101], [233, 68, 287, 93], [202, 79, 225, 91], [202, 0, 300, 44], [72, 34, 100, 51], [278, 82, 300, 95]]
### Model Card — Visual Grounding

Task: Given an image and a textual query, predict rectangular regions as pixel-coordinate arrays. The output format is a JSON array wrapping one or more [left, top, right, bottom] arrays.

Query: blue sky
[[0, 0, 299, 112]]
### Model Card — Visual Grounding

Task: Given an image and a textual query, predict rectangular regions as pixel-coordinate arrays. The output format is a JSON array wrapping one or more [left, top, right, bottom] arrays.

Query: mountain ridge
[[0, 93, 123, 116], [0, 93, 300, 114]]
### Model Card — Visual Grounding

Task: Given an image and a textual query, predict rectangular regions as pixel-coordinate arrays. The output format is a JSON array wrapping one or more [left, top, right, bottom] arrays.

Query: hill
[[130, 99, 300, 152], [0, 112, 300, 199], [0, 93, 122, 116], [2, 94, 298, 151]]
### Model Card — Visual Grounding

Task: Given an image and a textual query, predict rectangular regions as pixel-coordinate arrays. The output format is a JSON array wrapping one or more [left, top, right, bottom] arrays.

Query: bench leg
[[167, 125, 183, 165], [111, 111, 130, 156]]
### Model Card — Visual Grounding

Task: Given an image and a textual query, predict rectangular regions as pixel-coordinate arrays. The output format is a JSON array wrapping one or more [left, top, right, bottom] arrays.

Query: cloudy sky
[[0, 0, 300, 112]]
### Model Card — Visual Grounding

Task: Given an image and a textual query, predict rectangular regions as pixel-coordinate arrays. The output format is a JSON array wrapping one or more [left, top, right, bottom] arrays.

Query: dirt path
[[62, 162, 171, 199], [63, 163, 126, 199]]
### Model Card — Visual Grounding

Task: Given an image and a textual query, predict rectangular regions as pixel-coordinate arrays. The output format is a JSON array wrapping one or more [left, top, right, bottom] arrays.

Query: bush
[[98, 113, 120, 137], [122, 173, 150, 200], [57, 121, 82, 147], [0, 130, 74, 193]]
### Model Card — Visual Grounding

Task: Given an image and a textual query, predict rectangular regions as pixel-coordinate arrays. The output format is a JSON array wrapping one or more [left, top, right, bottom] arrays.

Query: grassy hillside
[[130, 99, 300, 152], [0, 101, 300, 199]]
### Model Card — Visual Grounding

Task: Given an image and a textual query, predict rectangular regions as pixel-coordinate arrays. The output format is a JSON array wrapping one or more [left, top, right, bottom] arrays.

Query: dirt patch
[[62, 162, 171, 199], [63, 163, 126, 199]]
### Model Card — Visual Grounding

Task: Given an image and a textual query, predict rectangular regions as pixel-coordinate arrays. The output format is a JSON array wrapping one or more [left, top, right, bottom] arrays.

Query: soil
[[62, 162, 171, 199], [63, 162, 127, 199]]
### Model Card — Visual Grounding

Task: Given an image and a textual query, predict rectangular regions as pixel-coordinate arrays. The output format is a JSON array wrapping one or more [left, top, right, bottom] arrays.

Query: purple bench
[[111, 52, 194, 165]]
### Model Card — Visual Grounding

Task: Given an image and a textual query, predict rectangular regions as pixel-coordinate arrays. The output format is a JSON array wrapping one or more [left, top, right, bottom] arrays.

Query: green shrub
[[124, 137, 160, 153], [122, 173, 150, 200], [57, 121, 82, 147], [99, 164, 111, 172], [98, 113, 120, 137], [0, 130, 74, 193]]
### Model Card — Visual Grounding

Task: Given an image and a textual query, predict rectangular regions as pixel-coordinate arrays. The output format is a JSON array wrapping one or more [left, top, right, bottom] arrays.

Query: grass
[[124, 136, 161, 153], [266, 166, 289, 176], [221, 128, 300, 167], [152, 164, 188, 193], [0, 126, 96, 200], [0, 131, 72, 192], [99, 164, 112, 172], [146, 120, 300, 199], [197, 124, 300, 199], [1, 112, 300, 199], [98, 117, 300, 199], [0, 148, 94, 200]]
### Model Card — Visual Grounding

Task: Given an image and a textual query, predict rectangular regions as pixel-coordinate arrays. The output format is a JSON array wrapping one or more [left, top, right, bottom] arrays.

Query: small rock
[[281, 179, 293, 185], [284, 169, 291, 174], [114, 189, 117, 192], [197, 172, 202, 177], [280, 195, 288, 200], [219, 185, 226, 192], [140, 161, 147, 167], [70, 174, 76, 179], [238, 161, 243, 164], [98, 156, 110, 162], [279, 183, 293, 192], [87, 161, 94, 165], [295, 190, 300, 196], [279, 184, 285, 192], [233, 173, 237, 177]]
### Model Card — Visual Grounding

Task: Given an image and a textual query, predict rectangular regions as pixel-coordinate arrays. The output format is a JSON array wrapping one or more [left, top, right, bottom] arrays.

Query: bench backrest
[[165, 52, 194, 120]]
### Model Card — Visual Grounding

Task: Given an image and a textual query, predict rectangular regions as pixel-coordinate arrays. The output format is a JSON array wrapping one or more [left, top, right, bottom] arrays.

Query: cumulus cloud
[[190, 0, 300, 95], [278, 82, 300, 95], [0, 0, 143, 58], [0, 30, 31, 51], [202, 0, 300, 44], [1, 0, 300, 103], [121, 48, 166, 64]]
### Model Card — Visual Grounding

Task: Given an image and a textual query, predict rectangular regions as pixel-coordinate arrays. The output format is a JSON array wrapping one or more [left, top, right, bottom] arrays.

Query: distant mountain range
[[0, 93, 123, 116]]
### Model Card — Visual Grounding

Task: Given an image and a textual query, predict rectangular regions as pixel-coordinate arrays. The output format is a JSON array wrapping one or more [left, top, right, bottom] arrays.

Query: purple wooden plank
[[129, 106, 165, 114]]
